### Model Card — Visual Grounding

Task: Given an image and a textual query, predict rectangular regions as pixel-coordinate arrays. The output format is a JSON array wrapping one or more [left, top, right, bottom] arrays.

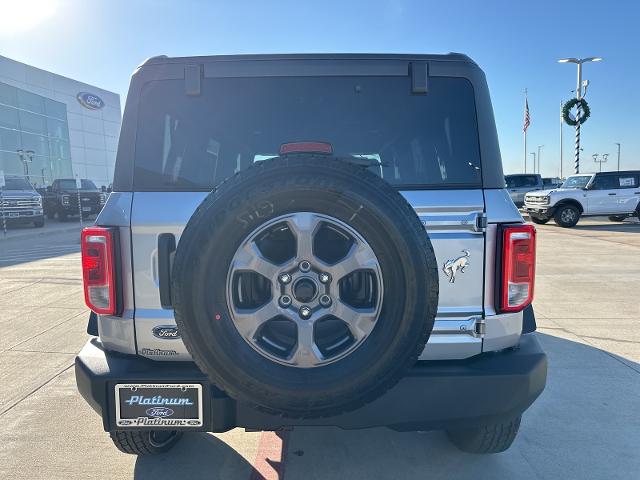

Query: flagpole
[[523, 89, 528, 173]]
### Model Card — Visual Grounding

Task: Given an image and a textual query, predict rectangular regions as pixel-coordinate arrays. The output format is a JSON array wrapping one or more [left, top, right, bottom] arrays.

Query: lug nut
[[279, 295, 292, 307], [319, 272, 331, 284], [299, 260, 311, 272], [278, 273, 292, 284], [319, 294, 332, 307], [299, 306, 312, 319]]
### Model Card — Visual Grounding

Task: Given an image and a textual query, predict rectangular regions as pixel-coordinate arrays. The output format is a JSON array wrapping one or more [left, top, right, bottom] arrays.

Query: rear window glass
[[133, 76, 482, 191], [618, 176, 638, 188], [57, 179, 97, 190], [505, 175, 539, 188]]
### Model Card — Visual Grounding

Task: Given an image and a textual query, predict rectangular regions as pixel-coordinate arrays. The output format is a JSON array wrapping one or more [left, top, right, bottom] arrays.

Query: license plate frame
[[115, 383, 203, 428], [82, 206, 92, 212]]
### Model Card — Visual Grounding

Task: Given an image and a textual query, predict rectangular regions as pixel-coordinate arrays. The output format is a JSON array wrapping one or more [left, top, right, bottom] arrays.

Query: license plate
[[82, 206, 92, 212], [115, 383, 203, 428], [8, 212, 19, 218]]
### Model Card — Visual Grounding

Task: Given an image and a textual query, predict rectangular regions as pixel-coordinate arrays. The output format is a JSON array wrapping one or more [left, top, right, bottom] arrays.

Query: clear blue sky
[[2, 0, 638, 176]]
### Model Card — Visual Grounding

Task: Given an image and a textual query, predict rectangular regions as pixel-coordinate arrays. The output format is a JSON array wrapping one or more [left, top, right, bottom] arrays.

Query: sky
[[1, 0, 638, 177]]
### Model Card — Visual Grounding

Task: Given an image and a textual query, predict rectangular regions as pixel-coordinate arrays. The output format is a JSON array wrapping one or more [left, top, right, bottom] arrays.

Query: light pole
[[558, 57, 602, 174], [530, 152, 536, 173], [593, 153, 608, 172], [614, 143, 621, 171], [537, 145, 544, 174], [16, 149, 35, 183]]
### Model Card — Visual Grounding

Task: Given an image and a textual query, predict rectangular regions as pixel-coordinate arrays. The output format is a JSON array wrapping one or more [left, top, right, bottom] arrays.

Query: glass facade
[[0, 81, 73, 187]]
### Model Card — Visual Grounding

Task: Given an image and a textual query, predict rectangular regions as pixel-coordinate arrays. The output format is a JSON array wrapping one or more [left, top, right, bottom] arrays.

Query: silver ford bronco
[[75, 53, 546, 456]]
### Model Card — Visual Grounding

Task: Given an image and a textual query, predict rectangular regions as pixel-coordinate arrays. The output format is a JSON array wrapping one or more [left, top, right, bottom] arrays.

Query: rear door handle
[[608, 193, 617, 196], [158, 233, 176, 308], [635, 192, 640, 195]]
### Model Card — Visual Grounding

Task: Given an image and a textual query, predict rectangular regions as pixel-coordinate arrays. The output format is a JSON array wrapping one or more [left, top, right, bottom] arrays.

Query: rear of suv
[[505, 173, 543, 207], [75, 54, 547, 457], [524, 171, 640, 227]]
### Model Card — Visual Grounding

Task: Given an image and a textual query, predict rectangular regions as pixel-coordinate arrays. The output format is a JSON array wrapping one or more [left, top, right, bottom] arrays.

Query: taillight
[[81, 227, 117, 315], [499, 224, 536, 313]]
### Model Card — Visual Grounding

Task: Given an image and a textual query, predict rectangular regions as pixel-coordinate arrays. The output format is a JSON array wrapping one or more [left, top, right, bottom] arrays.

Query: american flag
[[523, 98, 531, 133]]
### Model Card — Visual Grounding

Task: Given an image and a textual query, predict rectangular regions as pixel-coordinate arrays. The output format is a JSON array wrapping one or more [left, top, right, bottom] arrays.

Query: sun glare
[[0, 0, 59, 35]]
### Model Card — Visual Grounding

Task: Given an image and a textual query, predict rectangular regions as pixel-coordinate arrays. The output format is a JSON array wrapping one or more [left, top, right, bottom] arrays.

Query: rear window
[[133, 76, 482, 191], [505, 175, 539, 188], [57, 179, 97, 190]]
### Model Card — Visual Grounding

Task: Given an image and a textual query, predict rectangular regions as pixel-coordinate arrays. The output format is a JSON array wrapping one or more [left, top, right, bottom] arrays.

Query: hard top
[[139, 52, 477, 68]]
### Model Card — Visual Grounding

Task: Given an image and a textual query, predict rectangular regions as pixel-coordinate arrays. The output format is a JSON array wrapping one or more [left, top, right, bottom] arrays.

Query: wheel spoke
[[286, 213, 321, 261], [232, 300, 280, 340], [290, 321, 324, 367], [231, 241, 280, 281], [327, 240, 379, 280], [331, 300, 378, 340]]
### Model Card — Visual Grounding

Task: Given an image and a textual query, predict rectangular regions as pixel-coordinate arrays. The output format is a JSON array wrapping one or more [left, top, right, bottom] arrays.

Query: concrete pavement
[[0, 218, 639, 479], [0, 217, 85, 242]]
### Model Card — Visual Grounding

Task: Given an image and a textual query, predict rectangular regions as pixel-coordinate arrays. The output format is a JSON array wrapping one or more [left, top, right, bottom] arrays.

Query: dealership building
[[0, 55, 121, 189]]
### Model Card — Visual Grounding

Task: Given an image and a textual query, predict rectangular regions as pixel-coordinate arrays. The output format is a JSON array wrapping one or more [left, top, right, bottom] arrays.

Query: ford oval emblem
[[152, 325, 181, 339], [145, 407, 174, 418], [76, 92, 104, 110]]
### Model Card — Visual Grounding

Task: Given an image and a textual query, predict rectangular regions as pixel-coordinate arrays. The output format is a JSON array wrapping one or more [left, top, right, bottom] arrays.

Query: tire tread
[[109, 431, 182, 456], [447, 416, 521, 454]]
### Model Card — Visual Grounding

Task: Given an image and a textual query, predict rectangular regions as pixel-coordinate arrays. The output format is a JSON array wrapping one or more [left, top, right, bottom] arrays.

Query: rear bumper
[[75, 333, 547, 432]]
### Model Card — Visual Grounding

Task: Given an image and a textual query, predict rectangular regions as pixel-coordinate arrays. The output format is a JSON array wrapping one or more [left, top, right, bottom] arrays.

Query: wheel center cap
[[293, 278, 318, 303]]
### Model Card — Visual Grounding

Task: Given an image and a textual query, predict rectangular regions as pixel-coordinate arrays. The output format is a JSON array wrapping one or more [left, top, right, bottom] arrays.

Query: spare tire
[[172, 156, 438, 418]]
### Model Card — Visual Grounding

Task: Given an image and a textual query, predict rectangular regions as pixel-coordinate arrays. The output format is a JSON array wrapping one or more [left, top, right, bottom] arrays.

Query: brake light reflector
[[81, 227, 117, 315], [500, 224, 536, 313]]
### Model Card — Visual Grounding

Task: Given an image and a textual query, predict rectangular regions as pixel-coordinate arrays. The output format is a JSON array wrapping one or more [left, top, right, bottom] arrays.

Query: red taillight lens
[[81, 227, 116, 315], [500, 224, 536, 313]]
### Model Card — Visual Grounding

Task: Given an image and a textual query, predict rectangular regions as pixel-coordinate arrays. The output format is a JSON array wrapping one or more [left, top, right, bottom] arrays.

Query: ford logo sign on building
[[77, 92, 104, 110]]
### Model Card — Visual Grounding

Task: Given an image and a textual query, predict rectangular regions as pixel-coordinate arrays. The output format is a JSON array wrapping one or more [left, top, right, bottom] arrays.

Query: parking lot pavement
[[0, 216, 85, 242], [1, 217, 639, 479]]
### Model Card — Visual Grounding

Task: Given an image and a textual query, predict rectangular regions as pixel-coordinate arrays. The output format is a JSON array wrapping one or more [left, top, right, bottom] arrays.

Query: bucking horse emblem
[[442, 250, 470, 283]]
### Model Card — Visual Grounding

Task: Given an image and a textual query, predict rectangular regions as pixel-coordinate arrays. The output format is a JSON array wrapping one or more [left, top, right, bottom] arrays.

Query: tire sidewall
[[554, 205, 580, 227], [172, 158, 438, 415]]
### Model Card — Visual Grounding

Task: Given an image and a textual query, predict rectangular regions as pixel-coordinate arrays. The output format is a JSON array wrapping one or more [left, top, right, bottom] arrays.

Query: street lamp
[[537, 145, 544, 174], [530, 152, 536, 172], [593, 153, 608, 172], [16, 149, 35, 183], [558, 57, 602, 174], [614, 143, 621, 171]]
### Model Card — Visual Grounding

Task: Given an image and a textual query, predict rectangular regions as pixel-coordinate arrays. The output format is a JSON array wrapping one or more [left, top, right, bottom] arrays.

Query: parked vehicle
[[524, 171, 640, 227], [43, 178, 106, 220], [75, 53, 546, 457], [505, 173, 543, 207], [542, 177, 563, 189], [0, 175, 44, 228]]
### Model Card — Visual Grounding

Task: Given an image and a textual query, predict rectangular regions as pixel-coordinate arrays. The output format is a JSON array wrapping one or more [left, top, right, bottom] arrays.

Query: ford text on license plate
[[115, 384, 203, 428]]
